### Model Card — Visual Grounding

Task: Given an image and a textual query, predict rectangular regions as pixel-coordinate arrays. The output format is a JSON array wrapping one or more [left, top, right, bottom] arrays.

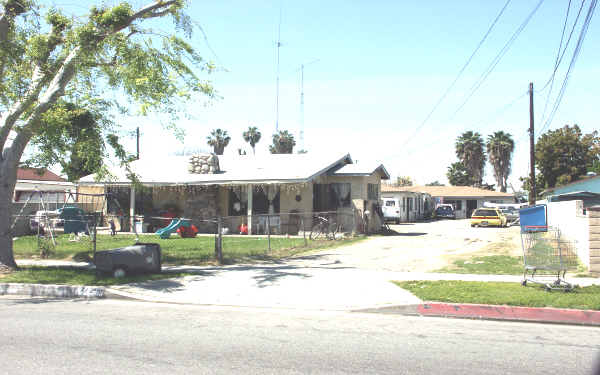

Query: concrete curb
[[359, 302, 600, 326], [0, 283, 105, 299]]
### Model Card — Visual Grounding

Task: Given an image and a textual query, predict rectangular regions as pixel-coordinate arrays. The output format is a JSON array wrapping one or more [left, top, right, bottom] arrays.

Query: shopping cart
[[519, 205, 578, 291]]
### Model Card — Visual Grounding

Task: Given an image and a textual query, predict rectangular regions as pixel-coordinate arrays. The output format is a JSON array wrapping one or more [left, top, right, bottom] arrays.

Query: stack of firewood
[[188, 153, 220, 174]]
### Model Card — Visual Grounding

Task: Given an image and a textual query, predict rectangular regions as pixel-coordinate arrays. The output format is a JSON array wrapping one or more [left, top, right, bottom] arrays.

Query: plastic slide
[[155, 219, 190, 239]]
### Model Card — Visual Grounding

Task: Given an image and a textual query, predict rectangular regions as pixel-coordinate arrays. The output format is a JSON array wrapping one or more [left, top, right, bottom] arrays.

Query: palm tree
[[486, 131, 514, 192], [206, 129, 231, 155], [455, 131, 486, 186], [269, 130, 296, 154], [242, 126, 261, 155]]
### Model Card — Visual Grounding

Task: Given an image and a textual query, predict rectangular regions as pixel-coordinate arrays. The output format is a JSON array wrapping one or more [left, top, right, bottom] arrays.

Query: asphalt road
[[2, 297, 599, 374]]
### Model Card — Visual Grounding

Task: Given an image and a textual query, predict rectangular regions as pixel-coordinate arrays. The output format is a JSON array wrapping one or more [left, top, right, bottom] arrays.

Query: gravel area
[[289, 219, 522, 272]]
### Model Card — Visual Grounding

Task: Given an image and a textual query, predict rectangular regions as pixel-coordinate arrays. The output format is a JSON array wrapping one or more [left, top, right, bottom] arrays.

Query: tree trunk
[[0, 160, 17, 269]]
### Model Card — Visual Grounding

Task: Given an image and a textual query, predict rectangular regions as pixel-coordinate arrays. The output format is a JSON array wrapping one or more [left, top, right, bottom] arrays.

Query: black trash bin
[[95, 243, 161, 277]]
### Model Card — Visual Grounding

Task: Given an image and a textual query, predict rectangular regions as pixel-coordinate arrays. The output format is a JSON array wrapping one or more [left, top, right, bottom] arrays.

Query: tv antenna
[[275, 6, 282, 133], [297, 59, 320, 152]]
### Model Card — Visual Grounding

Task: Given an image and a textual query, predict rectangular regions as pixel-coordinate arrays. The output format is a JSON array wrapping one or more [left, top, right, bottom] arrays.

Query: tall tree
[[455, 131, 486, 186], [486, 131, 514, 192], [24, 101, 107, 182], [396, 176, 412, 186], [242, 126, 261, 155], [207, 129, 230, 155], [0, 1, 215, 270], [425, 181, 444, 186], [269, 130, 296, 154], [535, 125, 599, 189], [446, 162, 470, 186]]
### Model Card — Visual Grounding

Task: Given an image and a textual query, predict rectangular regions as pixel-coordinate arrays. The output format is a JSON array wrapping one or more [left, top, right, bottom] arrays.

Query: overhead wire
[[539, 0, 587, 126], [402, 90, 528, 157], [447, 0, 545, 122], [399, 0, 513, 149], [537, 0, 597, 136]]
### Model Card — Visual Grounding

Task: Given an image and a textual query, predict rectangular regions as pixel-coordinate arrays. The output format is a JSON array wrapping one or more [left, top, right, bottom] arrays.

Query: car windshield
[[437, 206, 452, 213], [474, 209, 498, 217]]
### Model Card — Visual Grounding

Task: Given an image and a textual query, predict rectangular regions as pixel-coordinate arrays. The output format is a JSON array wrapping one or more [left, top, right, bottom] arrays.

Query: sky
[[47, 0, 599, 190]]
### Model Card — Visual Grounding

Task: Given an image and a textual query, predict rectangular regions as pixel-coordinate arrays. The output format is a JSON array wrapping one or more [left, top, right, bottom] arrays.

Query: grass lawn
[[395, 280, 600, 310], [13, 234, 365, 265], [0, 266, 192, 286], [436, 254, 589, 276], [436, 255, 524, 275]]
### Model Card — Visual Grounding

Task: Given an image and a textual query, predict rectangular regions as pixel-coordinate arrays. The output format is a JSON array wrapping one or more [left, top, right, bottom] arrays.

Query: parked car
[[470, 208, 507, 227], [29, 210, 63, 234], [434, 204, 455, 219], [499, 207, 519, 224], [381, 197, 402, 224]]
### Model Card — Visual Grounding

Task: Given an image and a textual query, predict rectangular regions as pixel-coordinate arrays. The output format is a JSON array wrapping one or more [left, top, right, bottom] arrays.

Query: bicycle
[[309, 213, 339, 240]]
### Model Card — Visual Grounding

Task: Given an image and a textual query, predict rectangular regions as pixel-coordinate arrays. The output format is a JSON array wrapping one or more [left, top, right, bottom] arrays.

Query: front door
[[467, 200, 478, 218]]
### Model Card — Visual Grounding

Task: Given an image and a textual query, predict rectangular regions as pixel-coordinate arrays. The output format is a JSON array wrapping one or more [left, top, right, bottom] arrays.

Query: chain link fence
[[11, 208, 362, 265]]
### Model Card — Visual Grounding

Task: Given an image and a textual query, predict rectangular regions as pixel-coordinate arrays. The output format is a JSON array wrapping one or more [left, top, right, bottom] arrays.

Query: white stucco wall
[[546, 200, 590, 268]]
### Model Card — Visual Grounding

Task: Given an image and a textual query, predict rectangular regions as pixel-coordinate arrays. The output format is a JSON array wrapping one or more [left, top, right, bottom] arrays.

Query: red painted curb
[[417, 303, 600, 326]]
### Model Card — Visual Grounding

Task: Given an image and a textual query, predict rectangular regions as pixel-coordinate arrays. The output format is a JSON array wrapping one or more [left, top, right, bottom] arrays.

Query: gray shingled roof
[[79, 153, 354, 185], [332, 163, 390, 179]]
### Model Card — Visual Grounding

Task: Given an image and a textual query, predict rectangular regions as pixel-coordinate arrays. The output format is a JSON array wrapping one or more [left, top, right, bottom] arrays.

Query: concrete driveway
[[107, 219, 522, 310]]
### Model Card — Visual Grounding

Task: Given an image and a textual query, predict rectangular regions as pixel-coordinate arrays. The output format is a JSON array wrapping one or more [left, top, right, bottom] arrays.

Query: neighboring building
[[381, 184, 514, 219], [78, 153, 390, 234], [380, 189, 433, 222], [14, 168, 74, 204], [12, 168, 75, 236], [543, 174, 600, 209]]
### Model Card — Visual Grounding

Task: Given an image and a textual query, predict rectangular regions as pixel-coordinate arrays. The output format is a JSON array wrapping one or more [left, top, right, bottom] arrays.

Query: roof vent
[[188, 153, 220, 174]]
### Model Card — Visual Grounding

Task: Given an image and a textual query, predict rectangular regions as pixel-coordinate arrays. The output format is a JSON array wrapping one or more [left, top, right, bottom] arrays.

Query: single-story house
[[382, 184, 515, 219], [13, 168, 74, 204], [380, 188, 434, 222], [12, 168, 75, 235], [543, 174, 600, 209], [77, 153, 390, 234]]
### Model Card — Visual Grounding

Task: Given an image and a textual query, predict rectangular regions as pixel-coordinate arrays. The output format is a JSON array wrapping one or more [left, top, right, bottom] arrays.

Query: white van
[[381, 197, 401, 224]]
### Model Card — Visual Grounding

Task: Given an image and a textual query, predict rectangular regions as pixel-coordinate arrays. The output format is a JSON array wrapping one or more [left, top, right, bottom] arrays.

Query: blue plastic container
[[518, 204, 547, 232]]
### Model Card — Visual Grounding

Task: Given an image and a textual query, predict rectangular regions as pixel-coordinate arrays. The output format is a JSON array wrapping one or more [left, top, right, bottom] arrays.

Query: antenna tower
[[275, 7, 282, 133]]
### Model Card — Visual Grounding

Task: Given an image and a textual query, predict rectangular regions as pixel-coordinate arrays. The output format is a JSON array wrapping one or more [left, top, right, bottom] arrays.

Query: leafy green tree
[[242, 126, 261, 155], [486, 131, 514, 192], [396, 176, 413, 186], [24, 101, 107, 181], [446, 162, 470, 186], [0, 1, 215, 269], [207, 128, 230, 155], [455, 131, 486, 186], [269, 130, 296, 154], [535, 125, 599, 189]]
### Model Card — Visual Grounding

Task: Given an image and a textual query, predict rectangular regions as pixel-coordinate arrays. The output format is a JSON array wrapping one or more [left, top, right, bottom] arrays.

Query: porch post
[[129, 185, 135, 232], [247, 184, 253, 235]]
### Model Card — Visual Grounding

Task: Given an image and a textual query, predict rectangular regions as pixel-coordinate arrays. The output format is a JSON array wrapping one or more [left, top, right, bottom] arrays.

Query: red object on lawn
[[177, 224, 198, 238], [239, 223, 248, 235]]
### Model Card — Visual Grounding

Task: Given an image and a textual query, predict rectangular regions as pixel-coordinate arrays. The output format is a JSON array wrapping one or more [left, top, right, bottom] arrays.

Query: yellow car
[[470, 208, 508, 227]]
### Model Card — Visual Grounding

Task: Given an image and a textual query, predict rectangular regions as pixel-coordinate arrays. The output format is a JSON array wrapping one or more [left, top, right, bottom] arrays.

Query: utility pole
[[136, 127, 140, 160], [528, 82, 536, 206]]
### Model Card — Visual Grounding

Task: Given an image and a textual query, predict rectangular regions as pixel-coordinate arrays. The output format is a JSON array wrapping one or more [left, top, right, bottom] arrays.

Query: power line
[[448, 0, 545, 121], [537, 0, 597, 136], [401, 91, 528, 157], [400, 0, 512, 149], [539, 0, 586, 124]]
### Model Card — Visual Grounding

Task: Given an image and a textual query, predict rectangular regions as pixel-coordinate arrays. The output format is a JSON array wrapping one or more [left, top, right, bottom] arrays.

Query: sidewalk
[[5, 259, 600, 325]]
